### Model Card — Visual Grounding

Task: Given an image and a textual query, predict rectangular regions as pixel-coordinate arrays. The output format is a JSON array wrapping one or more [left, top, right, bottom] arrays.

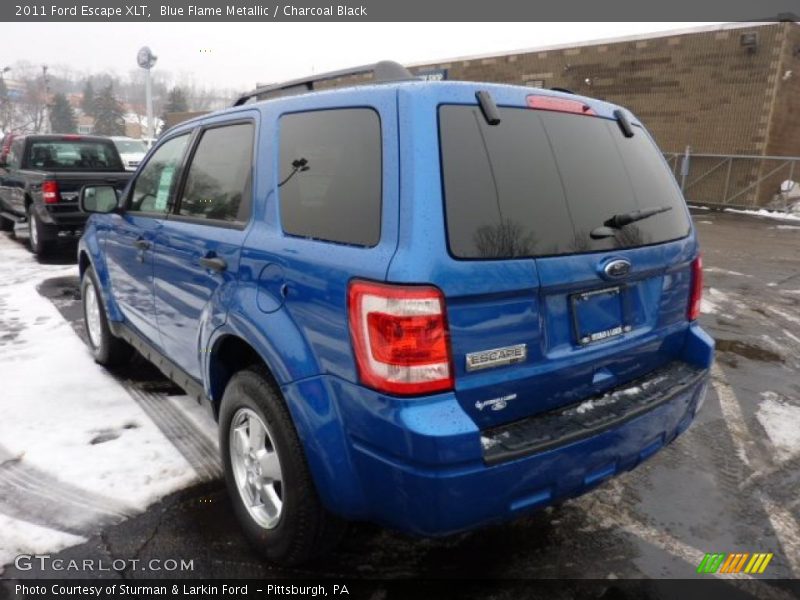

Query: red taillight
[[348, 280, 453, 396], [42, 180, 60, 204], [688, 255, 703, 321], [527, 95, 596, 116]]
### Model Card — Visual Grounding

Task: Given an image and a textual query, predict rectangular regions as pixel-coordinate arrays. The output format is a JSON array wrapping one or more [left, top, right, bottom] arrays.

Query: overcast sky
[[4, 22, 717, 90]]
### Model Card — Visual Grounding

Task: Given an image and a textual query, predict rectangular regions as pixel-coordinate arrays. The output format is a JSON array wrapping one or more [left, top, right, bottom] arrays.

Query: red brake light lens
[[348, 280, 453, 396], [526, 95, 596, 116], [42, 180, 60, 204], [688, 255, 703, 321]]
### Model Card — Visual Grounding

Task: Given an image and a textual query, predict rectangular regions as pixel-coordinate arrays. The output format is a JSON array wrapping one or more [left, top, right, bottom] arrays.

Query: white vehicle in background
[[109, 136, 147, 171]]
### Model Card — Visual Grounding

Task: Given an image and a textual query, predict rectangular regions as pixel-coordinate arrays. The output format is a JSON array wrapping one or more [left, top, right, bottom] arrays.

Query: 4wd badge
[[466, 344, 527, 372]]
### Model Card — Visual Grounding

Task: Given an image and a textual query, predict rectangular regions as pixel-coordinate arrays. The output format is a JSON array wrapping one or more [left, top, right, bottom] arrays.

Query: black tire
[[28, 205, 54, 257], [219, 366, 345, 565], [0, 216, 13, 232], [81, 267, 133, 366]]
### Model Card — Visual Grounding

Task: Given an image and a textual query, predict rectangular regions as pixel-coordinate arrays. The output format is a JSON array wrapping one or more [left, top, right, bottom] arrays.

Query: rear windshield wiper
[[591, 205, 673, 239]]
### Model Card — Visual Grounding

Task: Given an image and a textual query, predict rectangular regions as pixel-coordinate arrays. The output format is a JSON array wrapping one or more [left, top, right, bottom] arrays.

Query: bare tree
[[1, 59, 241, 136]]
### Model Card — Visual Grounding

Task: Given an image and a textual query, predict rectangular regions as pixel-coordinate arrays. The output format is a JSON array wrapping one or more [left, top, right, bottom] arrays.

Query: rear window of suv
[[439, 105, 690, 259]]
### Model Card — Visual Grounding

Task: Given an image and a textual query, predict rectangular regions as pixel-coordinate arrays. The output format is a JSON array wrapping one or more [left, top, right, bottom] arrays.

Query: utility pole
[[0, 66, 11, 134], [41, 65, 50, 134]]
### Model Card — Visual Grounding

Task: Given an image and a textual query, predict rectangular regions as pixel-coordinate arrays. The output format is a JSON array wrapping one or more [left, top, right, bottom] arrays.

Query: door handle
[[199, 256, 227, 272], [133, 239, 150, 250]]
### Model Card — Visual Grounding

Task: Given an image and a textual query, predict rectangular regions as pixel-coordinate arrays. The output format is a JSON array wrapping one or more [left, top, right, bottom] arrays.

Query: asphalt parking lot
[[1, 210, 799, 592]]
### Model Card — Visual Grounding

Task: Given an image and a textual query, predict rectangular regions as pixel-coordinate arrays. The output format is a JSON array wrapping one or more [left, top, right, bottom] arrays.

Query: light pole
[[137, 46, 158, 140], [0, 67, 10, 134], [41, 65, 50, 134]]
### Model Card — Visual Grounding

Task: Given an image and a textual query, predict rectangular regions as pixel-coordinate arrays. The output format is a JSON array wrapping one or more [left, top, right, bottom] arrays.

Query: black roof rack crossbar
[[233, 60, 417, 106]]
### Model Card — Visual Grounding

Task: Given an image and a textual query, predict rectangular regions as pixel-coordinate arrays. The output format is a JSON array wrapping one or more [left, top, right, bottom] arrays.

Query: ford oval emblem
[[604, 259, 631, 279]]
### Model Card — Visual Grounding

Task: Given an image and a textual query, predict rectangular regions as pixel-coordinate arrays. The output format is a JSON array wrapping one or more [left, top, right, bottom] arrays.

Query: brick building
[[407, 22, 800, 159]]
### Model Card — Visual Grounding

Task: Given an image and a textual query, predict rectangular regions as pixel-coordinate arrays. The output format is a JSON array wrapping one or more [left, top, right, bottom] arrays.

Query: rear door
[[431, 90, 695, 428], [153, 117, 255, 380]]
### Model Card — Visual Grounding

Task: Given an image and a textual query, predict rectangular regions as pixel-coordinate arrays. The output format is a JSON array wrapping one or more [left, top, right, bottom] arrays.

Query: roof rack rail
[[233, 60, 417, 106]]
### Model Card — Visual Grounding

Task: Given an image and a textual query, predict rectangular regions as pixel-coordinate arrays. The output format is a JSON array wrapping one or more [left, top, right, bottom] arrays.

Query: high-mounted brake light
[[42, 180, 60, 204], [526, 95, 596, 116], [688, 255, 703, 321], [348, 280, 454, 396], [61, 135, 82, 141]]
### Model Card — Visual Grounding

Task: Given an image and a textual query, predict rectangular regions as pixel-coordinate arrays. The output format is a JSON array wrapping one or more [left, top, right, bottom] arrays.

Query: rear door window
[[177, 122, 254, 224], [278, 108, 381, 247], [439, 105, 690, 259]]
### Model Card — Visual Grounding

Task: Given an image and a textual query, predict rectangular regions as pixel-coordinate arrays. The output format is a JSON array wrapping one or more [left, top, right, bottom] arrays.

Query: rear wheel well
[[209, 336, 278, 418]]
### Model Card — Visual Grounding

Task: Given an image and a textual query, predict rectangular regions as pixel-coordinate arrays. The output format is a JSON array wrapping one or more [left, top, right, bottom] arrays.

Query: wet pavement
[[1, 210, 799, 590]]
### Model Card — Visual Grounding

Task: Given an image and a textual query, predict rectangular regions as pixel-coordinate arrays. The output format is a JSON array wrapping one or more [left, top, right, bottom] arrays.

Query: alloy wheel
[[83, 278, 103, 349], [229, 407, 284, 529]]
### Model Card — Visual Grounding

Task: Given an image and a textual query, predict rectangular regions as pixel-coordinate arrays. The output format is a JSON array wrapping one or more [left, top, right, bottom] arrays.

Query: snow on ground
[[767, 305, 800, 326], [757, 393, 800, 462], [700, 287, 734, 315], [0, 236, 201, 568], [705, 266, 751, 277], [706, 287, 732, 302], [166, 395, 218, 447], [724, 208, 800, 222], [774, 225, 800, 231], [0, 514, 86, 569], [700, 298, 719, 314]]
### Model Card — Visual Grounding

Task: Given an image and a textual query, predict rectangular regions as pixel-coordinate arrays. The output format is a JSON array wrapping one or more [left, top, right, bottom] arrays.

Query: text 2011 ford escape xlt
[[77, 62, 714, 564]]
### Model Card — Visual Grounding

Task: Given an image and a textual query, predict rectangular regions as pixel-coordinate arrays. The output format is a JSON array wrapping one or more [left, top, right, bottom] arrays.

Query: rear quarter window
[[439, 105, 690, 259], [278, 108, 381, 247]]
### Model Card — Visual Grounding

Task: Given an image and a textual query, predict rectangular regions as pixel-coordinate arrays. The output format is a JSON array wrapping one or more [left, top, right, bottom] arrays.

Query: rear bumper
[[480, 361, 705, 465], [283, 324, 713, 536], [34, 203, 88, 230]]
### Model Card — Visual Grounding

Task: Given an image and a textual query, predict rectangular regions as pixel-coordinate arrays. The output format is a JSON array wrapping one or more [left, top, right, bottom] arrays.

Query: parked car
[[0, 134, 131, 255], [77, 61, 714, 565], [110, 136, 148, 171]]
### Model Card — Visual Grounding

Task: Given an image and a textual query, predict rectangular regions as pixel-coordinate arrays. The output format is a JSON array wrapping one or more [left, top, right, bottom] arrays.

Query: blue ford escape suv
[[77, 61, 714, 564]]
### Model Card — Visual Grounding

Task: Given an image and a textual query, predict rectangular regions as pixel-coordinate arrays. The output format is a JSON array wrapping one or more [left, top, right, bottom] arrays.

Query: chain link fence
[[664, 148, 800, 211]]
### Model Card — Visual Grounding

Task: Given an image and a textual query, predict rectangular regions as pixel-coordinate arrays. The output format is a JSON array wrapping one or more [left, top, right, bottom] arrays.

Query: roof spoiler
[[233, 60, 417, 106]]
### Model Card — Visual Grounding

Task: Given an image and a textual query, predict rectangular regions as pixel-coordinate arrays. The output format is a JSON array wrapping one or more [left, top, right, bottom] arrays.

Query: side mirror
[[80, 185, 119, 214]]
